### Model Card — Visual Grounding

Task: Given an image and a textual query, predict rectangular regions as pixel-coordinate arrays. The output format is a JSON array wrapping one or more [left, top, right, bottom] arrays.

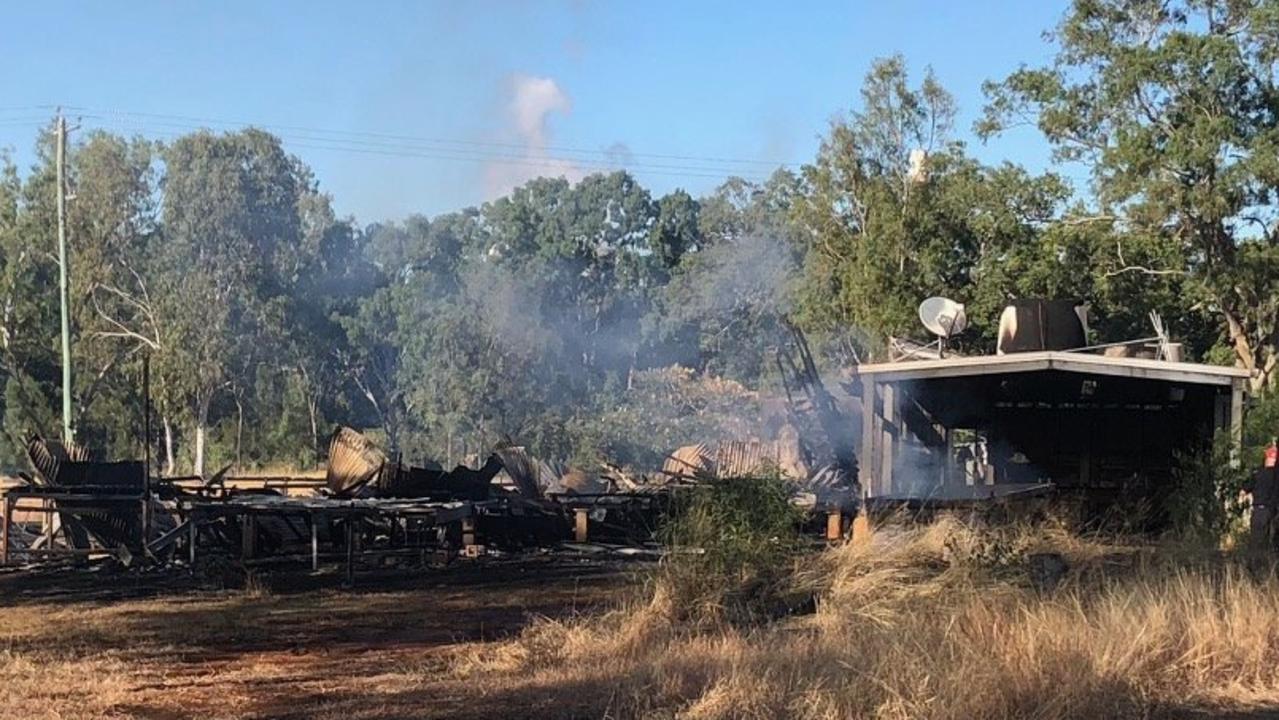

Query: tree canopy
[[3, 5, 1276, 471]]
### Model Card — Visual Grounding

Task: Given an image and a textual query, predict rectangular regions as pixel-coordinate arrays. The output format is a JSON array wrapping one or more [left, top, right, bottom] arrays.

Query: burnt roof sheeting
[[325, 427, 386, 494], [378, 456, 504, 501], [25, 434, 93, 486], [492, 447, 543, 499]]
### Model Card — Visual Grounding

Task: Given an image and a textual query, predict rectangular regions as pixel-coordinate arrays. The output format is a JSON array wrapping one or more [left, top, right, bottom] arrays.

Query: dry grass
[[4, 523, 1278, 719], [455, 517, 1279, 719]]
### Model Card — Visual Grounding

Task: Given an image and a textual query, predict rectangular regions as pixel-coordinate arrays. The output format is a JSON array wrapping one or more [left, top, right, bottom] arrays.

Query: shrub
[[657, 471, 807, 623], [1166, 431, 1249, 545]]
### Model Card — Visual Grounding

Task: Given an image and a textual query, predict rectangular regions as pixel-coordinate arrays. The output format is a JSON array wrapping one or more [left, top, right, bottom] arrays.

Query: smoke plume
[[485, 74, 584, 197]]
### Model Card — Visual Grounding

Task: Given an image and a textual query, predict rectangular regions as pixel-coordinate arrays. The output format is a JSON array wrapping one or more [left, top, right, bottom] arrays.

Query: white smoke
[[485, 74, 584, 197]]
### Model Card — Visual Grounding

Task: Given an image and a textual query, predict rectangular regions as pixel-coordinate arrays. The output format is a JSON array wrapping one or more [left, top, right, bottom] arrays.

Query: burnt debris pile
[[0, 422, 861, 578]]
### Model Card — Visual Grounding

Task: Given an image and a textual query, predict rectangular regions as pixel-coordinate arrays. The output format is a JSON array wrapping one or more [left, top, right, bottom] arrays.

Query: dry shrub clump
[[456, 515, 1279, 719]]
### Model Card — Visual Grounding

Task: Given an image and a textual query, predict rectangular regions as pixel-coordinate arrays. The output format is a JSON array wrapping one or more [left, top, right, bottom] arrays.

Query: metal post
[[345, 516, 355, 585], [188, 515, 197, 566], [55, 113, 73, 443], [141, 356, 151, 548], [42, 498, 53, 548], [310, 513, 319, 572], [1, 495, 11, 566]]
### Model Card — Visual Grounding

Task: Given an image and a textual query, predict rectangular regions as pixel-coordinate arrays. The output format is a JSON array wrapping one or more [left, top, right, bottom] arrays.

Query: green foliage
[[1166, 432, 1249, 544], [1244, 390, 1279, 466], [982, 0, 1279, 388], [581, 366, 760, 470], [5, 22, 1278, 478], [657, 473, 806, 622]]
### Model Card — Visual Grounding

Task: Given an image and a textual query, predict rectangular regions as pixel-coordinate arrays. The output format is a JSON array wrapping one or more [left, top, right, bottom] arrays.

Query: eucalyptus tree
[[0, 151, 59, 464], [981, 0, 1279, 389], [143, 129, 314, 474]]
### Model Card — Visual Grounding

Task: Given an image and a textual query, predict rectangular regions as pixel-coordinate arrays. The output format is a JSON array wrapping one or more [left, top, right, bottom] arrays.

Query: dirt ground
[[0, 556, 637, 720]]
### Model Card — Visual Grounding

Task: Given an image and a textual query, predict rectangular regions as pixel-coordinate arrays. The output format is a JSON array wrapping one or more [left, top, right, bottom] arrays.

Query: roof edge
[[852, 350, 1250, 385]]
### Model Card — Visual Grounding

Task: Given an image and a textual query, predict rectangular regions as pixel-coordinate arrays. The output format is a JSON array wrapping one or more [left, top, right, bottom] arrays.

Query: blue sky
[[0, 1, 1071, 223]]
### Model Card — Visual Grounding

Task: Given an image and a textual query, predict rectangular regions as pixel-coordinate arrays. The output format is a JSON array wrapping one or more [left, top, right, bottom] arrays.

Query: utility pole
[[55, 112, 73, 443]]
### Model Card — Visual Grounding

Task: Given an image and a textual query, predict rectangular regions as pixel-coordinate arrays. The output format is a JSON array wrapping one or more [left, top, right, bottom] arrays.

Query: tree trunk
[[1223, 302, 1274, 393], [194, 425, 205, 478], [193, 395, 211, 478], [234, 395, 244, 469], [163, 416, 175, 476], [307, 396, 320, 466]]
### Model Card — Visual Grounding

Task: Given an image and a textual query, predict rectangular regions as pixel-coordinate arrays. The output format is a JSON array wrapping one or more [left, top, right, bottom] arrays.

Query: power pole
[[55, 112, 73, 443]]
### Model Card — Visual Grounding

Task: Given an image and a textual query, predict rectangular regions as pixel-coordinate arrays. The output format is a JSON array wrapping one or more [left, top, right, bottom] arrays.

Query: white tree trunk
[[307, 396, 320, 466], [193, 395, 210, 477], [163, 417, 175, 476], [194, 425, 205, 478], [235, 396, 244, 468]]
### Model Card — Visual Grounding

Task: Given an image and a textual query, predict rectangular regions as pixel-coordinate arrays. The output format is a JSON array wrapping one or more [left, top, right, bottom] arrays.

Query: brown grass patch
[[454, 517, 1279, 719], [0, 561, 627, 719]]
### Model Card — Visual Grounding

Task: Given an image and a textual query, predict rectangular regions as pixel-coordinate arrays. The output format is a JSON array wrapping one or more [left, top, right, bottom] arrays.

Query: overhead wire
[[0, 104, 795, 183], [70, 110, 783, 182], [67, 105, 797, 169]]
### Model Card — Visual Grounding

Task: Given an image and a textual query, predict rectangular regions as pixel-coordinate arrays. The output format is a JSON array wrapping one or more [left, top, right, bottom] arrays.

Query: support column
[[1, 495, 11, 566], [311, 514, 320, 571], [881, 383, 897, 497], [1230, 379, 1245, 468], [42, 498, 54, 549], [574, 509, 589, 543], [940, 427, 952, 488], [241, 514, 256, 560], [345, 516, 356, 585], [860, 378, 878, 496]]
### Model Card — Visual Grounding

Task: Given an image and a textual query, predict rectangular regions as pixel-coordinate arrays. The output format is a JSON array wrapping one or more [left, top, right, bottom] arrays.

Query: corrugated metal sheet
[[662, 443, 714, 478], [664, 433, 809, 480], [325, 427, 385, 494]]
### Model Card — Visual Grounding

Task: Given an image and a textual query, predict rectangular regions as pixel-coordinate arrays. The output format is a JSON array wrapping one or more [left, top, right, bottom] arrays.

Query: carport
[[851, 352, 1250, 512]]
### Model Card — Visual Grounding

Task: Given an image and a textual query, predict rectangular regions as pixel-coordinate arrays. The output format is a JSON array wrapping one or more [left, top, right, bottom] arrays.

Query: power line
[[78, 113, 780, 182], [73, 106, 799, 168], [2, 104, 789, 184]]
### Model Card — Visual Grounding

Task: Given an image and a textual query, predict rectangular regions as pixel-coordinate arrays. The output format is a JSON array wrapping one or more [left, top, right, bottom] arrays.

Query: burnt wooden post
[[825, 511, 846, 542], [461, 516, 476, 547], [851, 505, 872, 546], [241, 513, 256, 560], [188, 514, 197, 566], [574, 508, 589, 543]]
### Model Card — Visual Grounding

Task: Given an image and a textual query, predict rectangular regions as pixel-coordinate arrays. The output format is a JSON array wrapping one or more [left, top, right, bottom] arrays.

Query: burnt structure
[[852, 351, 1249, 521]]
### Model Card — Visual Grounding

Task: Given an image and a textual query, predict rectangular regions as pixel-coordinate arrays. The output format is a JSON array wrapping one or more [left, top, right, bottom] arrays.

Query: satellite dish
[[919, 297, 967, 339]]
